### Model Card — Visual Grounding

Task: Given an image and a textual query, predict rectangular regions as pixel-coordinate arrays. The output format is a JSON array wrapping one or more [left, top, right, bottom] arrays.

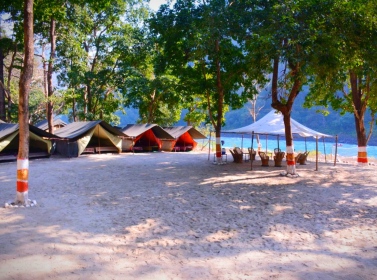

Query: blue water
[[220, 135, 377, 158]]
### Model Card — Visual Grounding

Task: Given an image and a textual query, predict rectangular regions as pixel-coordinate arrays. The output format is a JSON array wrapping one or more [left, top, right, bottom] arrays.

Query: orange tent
[[120, 124, 174, 152], [162, 126, 207, 152]]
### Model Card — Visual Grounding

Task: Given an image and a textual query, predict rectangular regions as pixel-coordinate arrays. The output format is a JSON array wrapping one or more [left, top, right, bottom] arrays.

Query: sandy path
[[0, 152, 376, 279]]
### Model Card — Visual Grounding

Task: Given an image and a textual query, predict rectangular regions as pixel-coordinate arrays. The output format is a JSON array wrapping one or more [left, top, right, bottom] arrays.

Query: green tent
[[54, 121, 127, 157], [0, 123, 54, 161]]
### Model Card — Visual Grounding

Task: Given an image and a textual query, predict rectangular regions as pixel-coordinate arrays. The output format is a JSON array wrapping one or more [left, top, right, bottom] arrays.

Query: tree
[[150, 0, 259, 163], [0, 24, 5, 121], [0, 3, 24, 123], [304, 0, 377, 164], [234, 0, 334, 174], [16, 0, 33, 205], [33, 1, 65, 134], [0, 35, 52, 124], [56, 0, 147, 124], [120, 33, 184, 125]]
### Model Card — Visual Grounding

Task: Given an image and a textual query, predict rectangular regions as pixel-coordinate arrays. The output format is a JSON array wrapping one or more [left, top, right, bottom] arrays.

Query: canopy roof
[[163, 126, 207, 139], [54, 120, 126, 141], [223, 110, 332, 138], [121, 124, 174, 140]]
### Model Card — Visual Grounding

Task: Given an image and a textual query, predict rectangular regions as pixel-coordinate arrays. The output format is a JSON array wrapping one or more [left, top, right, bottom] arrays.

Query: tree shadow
[[0, 153, 376, 279]]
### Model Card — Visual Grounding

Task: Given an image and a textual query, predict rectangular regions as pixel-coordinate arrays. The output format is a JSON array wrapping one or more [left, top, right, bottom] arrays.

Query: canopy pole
[[265, 135, 268, 153], [208, 130, 211, 161], [241, 134, 244, 150], [323, 137, 327, 163], [334, 135, 338, 166], [305, 137, 307, 152], [98, 125, 101, 153], [277, 135, 280, 150], [251, 132, 254, 170], [315, 136, 318, 171]]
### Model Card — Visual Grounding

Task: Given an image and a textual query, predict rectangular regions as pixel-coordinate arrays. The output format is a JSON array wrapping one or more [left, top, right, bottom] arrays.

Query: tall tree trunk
[[271, 57, 301, 175], [42, 43, 49, 122], [47, 17, 56, 134], [16, 0, 34, 205], [6, 45, 17, 122], [214, 40, 224, 164], [0, 40, 5, 121], [72, 97, 77, 121], [349, 70, 368, 164]]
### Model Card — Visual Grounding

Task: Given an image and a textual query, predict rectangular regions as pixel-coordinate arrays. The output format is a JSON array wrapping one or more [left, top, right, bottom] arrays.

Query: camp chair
[[229, 147, 243, 163], [295, 153, 303, 163], [258, 151, 270, 167], [274, 151, 285, 167], [298, 151, 309, 165], [248, 147, 256, 160]]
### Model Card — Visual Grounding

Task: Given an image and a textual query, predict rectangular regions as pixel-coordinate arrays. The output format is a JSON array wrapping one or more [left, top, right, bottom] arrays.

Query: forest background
[[1, 0, 376, 146]]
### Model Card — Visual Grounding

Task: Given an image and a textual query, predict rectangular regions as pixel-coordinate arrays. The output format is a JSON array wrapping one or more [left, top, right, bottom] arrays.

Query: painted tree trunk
[[16, 0, 34, 205], [271, 56, 300, 175], [350, 71, 368, 165], [283, 113, 296, 175], [354, 113, 368, 164]]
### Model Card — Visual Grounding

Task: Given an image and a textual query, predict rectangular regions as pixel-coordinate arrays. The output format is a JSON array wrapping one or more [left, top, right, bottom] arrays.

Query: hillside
[[223, 93, 377, 146], [118, 93, 376, 146]]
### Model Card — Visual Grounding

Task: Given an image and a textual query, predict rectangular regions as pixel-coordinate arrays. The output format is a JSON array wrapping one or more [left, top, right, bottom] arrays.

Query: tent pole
[[315, 136, 318, 171], [323, 137, 326, 163], [241, 134, 244, 150], [98, 125, 100, 154], [334, 135, 338, 166]]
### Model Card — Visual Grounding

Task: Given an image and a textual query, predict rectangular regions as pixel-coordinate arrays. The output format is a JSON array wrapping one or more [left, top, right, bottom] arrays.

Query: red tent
[[162, 126, 207, 152], [120, 124, 174, 152]]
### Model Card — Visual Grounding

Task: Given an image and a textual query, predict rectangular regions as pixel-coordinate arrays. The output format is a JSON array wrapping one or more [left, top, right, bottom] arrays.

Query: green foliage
[[119, 32, 185, 125], [303, 0, 377, 145], [150, 0, 259, 132], [55, 1, 148, 125]]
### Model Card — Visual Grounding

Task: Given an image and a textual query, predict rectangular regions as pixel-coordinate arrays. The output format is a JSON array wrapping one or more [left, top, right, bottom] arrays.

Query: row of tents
[[0, 119, 207, 161]]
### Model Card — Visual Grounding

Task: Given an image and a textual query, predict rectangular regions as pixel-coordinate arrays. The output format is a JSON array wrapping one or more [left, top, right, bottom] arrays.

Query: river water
[[219, 135, 377, 158]]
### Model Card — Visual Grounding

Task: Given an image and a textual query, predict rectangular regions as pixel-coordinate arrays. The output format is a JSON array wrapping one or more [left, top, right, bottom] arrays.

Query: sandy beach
[[1, 151, 376, 279]]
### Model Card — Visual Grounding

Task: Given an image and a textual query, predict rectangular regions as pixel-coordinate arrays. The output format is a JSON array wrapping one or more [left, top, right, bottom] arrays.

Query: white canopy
[[224, 110, 332, 138]]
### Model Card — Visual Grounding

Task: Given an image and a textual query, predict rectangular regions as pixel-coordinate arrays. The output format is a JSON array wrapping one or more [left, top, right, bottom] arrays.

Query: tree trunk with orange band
[[16, 0, 34, 205]]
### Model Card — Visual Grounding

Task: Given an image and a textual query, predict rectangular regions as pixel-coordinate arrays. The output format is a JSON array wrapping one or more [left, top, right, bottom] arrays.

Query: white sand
[[1, 151, 376, 279]]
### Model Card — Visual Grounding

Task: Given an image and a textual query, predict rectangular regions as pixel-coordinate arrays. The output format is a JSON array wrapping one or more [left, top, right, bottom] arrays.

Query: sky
[[149, 0, 172, 11]]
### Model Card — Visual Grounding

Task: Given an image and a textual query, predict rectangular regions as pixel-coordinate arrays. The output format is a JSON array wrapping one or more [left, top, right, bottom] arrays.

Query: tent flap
[[77, 127, 95, 155]]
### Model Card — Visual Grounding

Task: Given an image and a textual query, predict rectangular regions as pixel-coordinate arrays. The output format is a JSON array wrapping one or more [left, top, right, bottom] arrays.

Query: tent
[[223, 110, 336, 168], [54, 121, 126, 157], [161, 126, 207, 152], [120, 124, 174, 152], [0, 123, 55, 161], [35, 117, 67, 131]]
